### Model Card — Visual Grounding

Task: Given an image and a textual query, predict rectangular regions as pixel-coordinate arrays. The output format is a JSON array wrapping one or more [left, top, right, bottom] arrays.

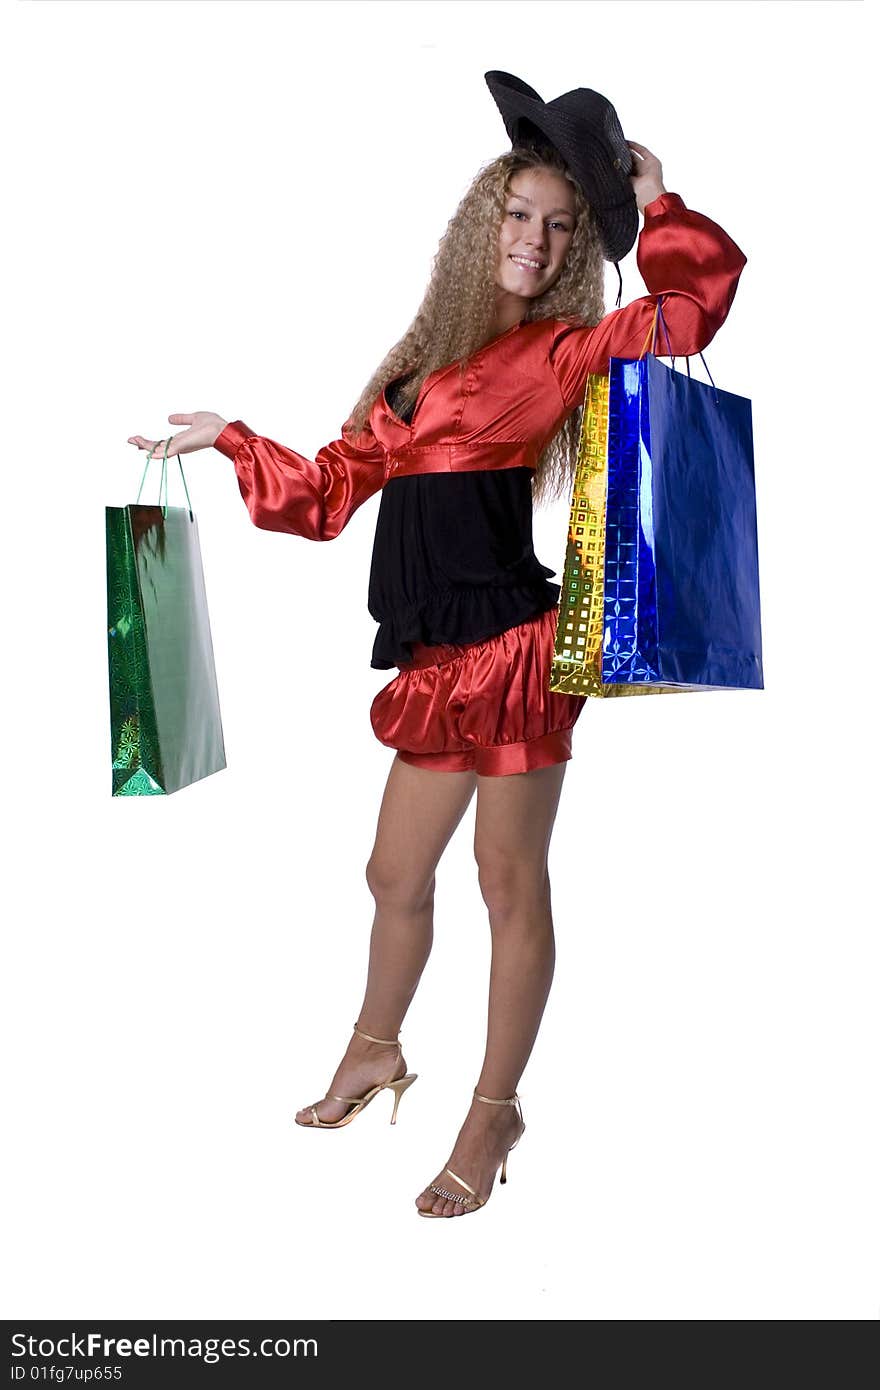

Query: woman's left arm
[[548, 161, 748, 410]]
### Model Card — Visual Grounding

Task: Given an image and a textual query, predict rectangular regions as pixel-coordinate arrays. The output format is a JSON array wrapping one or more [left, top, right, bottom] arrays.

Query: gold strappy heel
[[417, 1089, 526, 1217], [294, 1022, 418, 1129]]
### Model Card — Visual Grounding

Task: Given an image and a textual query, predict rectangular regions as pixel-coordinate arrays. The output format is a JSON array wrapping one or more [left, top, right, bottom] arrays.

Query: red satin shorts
[[369, 606, 586, 776]]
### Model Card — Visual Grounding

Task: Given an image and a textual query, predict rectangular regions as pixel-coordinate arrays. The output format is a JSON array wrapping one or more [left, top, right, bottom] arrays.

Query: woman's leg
[[295, 754, 477, 1125], [415, 759, 567, 1214]]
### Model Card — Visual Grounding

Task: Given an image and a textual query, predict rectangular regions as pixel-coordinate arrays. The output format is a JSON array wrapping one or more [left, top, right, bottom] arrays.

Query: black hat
[[484, 70, 639, 275]]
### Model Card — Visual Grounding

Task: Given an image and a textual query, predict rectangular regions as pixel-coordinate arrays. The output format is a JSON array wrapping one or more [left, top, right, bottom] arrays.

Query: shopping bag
[[550, 297, 763, 696], [106, 442, 226, 795]]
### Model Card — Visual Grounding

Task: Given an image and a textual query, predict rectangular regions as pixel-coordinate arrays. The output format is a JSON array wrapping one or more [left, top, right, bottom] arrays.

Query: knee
[[474, 848, 550, 924], [365, 856, 435, 914]]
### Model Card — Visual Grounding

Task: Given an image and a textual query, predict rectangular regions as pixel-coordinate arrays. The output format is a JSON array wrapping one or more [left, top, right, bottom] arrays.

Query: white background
[[3, 0, 875, 1322]]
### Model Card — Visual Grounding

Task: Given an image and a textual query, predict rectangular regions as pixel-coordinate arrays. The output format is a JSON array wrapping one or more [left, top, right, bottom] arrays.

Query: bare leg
[[415, 760, 567, 1214], [295, 754, 476, 1125]]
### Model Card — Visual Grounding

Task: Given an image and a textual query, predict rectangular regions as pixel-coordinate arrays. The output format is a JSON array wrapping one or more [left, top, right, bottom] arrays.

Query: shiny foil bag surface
[[550, 372, 676, 698], [550, 354, 763, 696], [602, 353, 763, 690], [106, 504, 226, 795]]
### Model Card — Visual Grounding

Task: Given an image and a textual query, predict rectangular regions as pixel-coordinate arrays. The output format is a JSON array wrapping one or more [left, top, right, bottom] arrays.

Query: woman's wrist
[[639, 183, 668, 214]]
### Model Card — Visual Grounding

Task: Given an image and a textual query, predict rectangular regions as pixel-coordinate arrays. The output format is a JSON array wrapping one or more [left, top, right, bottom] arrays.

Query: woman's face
[[495, 167, 577, 308]]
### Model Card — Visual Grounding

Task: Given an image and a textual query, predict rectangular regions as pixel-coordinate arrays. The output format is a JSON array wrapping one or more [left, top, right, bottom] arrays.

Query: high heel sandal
[[294, 1022, 418, 1129], [417, 1089, 526, 1217]]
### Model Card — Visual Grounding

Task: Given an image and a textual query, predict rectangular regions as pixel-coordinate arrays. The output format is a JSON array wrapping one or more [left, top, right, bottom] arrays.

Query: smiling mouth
[[509, 255, 546, 271]]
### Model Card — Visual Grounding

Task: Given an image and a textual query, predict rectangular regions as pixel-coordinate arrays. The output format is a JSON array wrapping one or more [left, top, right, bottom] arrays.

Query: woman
[[128, 80, 747, 1218]]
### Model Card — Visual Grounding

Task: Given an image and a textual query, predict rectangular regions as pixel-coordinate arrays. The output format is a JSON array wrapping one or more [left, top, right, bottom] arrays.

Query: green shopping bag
[[106, 441, 226, 795]]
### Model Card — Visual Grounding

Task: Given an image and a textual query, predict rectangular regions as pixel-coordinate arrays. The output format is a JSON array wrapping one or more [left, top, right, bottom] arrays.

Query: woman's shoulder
[[503, 316, 595, 374], [519, 315, 594, 354]]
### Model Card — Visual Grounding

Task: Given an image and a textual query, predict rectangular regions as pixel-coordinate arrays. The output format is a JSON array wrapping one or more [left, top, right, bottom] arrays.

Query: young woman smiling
[[128, 81, 747, 1218]]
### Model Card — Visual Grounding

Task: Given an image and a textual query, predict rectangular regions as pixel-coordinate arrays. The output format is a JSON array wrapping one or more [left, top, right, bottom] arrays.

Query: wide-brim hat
[[484, 70, 639, 266]]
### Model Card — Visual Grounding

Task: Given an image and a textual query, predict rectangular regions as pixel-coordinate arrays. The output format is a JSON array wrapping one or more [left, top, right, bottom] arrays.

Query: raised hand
[[127, 412, 229, 458], [626, 141, 666, 214]]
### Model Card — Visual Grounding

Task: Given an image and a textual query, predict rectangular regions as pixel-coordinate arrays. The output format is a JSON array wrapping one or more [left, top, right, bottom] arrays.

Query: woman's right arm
[[213, 418, 387, 542], [128, 411, 387, 542]]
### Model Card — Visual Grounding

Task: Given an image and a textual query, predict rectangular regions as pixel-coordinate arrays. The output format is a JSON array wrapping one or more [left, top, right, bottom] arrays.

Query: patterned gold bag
[[549, 369, 678, 699]]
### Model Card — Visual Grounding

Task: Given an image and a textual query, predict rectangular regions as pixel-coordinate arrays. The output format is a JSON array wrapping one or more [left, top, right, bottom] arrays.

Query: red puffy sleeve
[[548, 191, 748, 410], [213, 416, 386, 541]]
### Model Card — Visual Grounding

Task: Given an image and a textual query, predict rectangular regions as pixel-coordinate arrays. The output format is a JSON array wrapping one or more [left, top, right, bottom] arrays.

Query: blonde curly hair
[[346, 142, 608, 508]]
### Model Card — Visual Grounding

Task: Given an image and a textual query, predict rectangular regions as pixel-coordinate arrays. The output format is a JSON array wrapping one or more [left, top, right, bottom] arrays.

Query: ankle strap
[[353, 1022, 400, 1047], [473, 1089, 519, 1106], [473, 1089, 524, 1127]]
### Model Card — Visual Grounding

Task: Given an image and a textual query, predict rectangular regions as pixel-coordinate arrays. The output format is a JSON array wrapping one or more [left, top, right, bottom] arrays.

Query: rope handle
[[637, 295, 720, 406], [135, 436, 195, 521]]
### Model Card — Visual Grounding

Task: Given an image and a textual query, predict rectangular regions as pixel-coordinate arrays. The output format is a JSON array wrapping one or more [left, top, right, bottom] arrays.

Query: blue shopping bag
[[602, 298, 763, 691]]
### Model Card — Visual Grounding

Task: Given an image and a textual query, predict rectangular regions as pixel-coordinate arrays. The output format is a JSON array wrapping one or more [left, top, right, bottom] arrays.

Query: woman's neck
[[490, 296, 528, 338]]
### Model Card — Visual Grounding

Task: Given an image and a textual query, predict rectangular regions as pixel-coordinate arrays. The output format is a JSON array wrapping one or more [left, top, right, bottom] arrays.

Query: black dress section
[[367, 376, 561, 670]]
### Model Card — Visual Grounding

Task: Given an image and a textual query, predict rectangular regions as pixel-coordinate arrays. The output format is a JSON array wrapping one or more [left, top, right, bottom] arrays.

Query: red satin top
[[214, 190, 748, 664]]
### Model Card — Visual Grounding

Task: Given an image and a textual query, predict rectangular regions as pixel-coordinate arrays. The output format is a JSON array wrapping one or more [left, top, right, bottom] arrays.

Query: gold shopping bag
[[549, 312, 685, 699]]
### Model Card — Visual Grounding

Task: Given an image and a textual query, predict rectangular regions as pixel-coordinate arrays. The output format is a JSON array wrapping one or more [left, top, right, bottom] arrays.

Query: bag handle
[[638, 295, 721, 407], [135, 436, 194, 521]]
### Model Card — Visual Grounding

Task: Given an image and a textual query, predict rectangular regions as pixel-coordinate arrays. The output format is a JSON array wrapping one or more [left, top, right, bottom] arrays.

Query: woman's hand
[[626, 141, 666, 214], [127, 411, 229, 458]]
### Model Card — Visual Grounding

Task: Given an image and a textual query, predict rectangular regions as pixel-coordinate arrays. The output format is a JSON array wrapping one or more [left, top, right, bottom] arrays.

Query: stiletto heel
[[417, 1089, 525, 1217], [295, 1022, 417, 1130], [387, 1073, 418, 1124]]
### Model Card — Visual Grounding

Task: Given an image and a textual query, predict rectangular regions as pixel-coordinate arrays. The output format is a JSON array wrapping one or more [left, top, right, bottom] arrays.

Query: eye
[[508, 209, 572, 232]]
